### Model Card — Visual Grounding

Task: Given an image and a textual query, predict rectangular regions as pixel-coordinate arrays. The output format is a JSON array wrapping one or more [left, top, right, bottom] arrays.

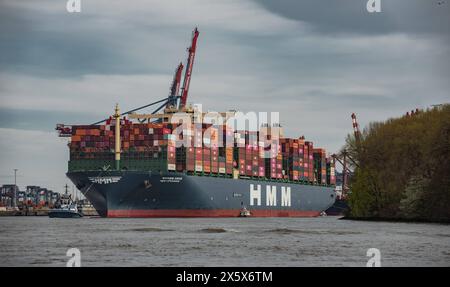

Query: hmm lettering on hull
[[88, 176, 121, 184], [249, 184, 291, 207]]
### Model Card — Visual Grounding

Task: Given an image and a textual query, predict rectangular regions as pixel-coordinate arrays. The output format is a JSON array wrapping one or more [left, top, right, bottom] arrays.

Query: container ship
[[56, 28, 336, 218]]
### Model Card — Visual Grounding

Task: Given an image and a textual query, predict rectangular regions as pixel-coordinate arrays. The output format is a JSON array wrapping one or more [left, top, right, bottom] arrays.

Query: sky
[[0, 0, 449, 194]]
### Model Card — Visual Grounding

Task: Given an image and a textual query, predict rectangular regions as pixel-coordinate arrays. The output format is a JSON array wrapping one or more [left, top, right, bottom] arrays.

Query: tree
[[345, 104, 450, 220]]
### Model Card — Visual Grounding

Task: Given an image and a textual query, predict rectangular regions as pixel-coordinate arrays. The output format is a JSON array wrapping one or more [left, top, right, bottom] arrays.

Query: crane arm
[[351, 113, 361, 145], [167, 62, 184, 108], [179, 27, 199, 109]]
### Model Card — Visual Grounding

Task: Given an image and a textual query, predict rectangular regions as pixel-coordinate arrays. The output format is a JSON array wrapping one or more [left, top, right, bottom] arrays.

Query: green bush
[[346, 105, 450, 220]]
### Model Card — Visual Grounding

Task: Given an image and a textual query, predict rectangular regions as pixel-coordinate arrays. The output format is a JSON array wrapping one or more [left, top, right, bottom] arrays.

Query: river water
[[0, 216, 448, 267]]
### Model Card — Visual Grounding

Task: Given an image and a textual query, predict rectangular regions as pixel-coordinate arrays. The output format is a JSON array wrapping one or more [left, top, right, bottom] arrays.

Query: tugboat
[[48, 185, 83, 218], [239, 206, 251, 217]]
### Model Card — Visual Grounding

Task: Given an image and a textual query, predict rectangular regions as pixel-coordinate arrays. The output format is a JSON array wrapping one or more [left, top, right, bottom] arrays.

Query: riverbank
[[340, 216, 450, 224], [0, 210, 49, 216], [0, 208, 98, 217]]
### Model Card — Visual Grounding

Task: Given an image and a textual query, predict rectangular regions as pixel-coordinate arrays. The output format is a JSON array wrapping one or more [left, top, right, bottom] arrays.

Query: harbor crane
[[166, 62, 184, 109], [331, 112, 361, 197], [179, 27, 199, 110], [56, 27, 201, 135]]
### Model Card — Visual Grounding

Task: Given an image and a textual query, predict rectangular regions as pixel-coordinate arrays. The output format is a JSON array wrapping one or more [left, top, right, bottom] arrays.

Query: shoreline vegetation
[[344, 104, 450, 222]]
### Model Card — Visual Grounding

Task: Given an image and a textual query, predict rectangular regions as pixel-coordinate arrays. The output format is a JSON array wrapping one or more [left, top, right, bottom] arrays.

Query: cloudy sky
[[0, 0, 448, 194]]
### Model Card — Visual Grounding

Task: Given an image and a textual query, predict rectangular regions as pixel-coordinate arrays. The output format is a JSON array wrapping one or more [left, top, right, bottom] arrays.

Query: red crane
[[179, 27, 199, 109], [166, 62, 184, 109], [351, 112, 361, 145], [331, 113, 362, 198]]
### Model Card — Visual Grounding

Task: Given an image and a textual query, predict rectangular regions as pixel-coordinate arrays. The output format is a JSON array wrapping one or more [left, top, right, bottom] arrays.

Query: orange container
[[76, 129, 86, 136]]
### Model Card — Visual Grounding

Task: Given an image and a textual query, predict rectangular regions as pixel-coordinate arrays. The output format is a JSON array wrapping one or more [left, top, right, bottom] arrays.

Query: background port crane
[[179, 27, 199, 110], [351, 112, 361, 145], [56, 27, 200, 135], [166, 62, 184, 109], [331, 112, 361, 198]]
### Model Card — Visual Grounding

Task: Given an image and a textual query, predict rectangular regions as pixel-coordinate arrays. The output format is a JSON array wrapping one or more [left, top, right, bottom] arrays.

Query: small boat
[[239, 206, 251, 217], [48, 185, 83, 218], [48, 203, 83, 218]]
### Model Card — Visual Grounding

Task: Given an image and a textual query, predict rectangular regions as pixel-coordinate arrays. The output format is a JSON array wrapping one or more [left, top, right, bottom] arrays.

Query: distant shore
[[0, 210, 49, 216], [0, 209, 98, 217], [340, 216, 450, 224]]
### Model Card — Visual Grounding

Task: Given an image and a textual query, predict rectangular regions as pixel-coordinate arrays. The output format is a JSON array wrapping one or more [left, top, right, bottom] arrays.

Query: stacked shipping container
[[0, 185, 58, 208], [68, 120, 335, 185], [313, 148, 327, 185]]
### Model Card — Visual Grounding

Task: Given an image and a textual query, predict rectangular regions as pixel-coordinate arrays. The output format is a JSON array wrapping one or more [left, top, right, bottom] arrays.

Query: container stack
[[222, 126, 234, 174], [186, 146, 195, 172], [70, 121, 173, 157], [326, 157, 336, 185], [167, 133, 176, 171], [235, 131, 246, 176], [268, 142, 283, 179], [68, 118, 334, 185], [194, 124, 203, 172], [211, 125, 220, 174], [280, 138, 307, 181], [304, 141, 314, 182], [298, 140, 307, 181], [313, 148, 327, 184]]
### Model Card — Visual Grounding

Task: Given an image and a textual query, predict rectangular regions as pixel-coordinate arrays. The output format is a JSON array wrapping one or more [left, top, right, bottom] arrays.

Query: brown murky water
[[0, 216, 449, 266]]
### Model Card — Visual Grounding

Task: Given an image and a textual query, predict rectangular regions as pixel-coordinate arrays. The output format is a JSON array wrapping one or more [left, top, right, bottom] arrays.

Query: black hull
[[67, 170, 336, 218], [325, 199, 350, 216], [48, 211, 83, 218]]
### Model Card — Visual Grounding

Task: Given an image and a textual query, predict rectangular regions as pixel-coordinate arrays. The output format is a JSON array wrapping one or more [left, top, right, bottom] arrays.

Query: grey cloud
[[0, 0, 449, 188], [0, 2, 186, 77], [255, 0, 450, 36], [0, 108, 98, 132]]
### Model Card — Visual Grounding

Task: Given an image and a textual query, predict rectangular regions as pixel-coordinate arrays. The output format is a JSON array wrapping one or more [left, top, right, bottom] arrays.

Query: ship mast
[[114, 104, 121, 170]]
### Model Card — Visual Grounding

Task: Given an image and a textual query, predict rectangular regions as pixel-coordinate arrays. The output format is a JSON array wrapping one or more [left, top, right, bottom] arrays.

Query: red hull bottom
[[107, 209, 321, 218]]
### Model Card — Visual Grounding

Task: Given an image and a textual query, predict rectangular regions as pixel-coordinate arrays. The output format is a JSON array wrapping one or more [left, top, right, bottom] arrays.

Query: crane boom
[[167, 62, 184, 108], [351, 112, 361, 145], [179, 27, 199, 109]]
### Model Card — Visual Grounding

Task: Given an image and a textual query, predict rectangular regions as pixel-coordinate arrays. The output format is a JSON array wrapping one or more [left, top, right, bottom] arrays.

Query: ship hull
[[67, 171, 336, 218], [48, 210, 83, 218]]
